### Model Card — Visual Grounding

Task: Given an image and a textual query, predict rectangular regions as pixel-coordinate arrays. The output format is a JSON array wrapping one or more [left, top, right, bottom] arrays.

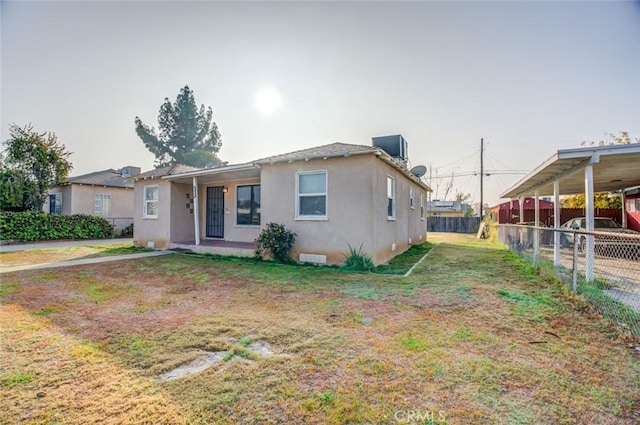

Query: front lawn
[[1, 233, 638, 424]]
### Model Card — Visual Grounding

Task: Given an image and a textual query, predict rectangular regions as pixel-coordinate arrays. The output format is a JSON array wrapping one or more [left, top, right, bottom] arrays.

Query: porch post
[[193, 176, 200, 246], [585, 164, 594, 281], [533, 189, 540, 264], [553, 180, 560, 266]]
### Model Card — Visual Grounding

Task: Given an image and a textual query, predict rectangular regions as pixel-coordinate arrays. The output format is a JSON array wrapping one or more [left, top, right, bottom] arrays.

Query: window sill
[[143, 216, 158, 220], [235, 225, 261, 228], [387, 217, 397, 221], [295, 216, 328, 221]]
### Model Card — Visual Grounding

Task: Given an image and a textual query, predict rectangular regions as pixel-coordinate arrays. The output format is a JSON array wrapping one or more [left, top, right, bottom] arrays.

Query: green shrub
[[343, 243, 375, 271], [255, 222, 297, 263], [120, 223, 134, 237], [0, 212, 113, 241]]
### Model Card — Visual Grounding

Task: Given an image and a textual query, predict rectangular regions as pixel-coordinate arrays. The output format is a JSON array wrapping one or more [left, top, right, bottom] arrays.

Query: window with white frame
[[94, 193, 111, 215], [143, 185, 159, 218], [237, 184, 261, 225], [409, 188, 415, 209], [420, 194, 425, 219], [387, 176, 395, 219], [297, 171, 327, 218]]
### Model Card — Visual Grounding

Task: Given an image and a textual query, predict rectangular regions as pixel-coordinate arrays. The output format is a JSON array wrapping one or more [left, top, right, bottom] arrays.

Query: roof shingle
[[254, 142, 378, 164], [66, 169, 133, 188], [133, 164, 200, 180]]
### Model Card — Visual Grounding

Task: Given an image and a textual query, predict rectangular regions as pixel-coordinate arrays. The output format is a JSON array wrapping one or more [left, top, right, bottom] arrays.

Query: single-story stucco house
[[131, 137, 430, 265], [43, 166, 140, 232]]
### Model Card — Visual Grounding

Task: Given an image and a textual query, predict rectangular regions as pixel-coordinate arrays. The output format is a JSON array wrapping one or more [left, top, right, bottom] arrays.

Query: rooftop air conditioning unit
[[372, 135, 408, 166]]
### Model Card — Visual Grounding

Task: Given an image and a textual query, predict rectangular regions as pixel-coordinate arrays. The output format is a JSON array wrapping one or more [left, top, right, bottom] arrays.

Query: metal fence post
[[572, 238, 578, 293]]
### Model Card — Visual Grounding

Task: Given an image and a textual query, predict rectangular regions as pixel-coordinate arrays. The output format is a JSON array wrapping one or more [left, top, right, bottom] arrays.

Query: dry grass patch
[[1, 235, 639, 424], [0, 242, 148, 269]]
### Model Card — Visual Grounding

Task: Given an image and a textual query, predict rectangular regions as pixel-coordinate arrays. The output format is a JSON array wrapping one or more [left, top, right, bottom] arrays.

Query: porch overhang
[[163, 163, 261, 185], [500, 144, 640, 199]]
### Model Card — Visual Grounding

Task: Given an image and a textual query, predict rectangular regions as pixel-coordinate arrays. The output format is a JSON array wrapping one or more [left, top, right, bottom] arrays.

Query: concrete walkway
[[0, 238, 134, 253], [1, 251, 170, 274]]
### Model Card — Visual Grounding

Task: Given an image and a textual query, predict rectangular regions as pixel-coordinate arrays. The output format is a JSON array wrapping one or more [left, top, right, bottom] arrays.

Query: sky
[[2, 1, 639, 207]]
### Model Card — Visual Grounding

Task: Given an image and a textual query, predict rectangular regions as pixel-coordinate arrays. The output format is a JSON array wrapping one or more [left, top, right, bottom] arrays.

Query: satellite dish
[[410, 165, 427, 178]]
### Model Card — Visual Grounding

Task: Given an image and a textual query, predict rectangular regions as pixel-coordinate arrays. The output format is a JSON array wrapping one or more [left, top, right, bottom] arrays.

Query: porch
[[169, 239, 257, 258]]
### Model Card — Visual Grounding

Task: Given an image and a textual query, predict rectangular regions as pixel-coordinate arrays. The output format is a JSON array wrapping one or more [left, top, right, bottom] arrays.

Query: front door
[[206, 186, 224, 238]]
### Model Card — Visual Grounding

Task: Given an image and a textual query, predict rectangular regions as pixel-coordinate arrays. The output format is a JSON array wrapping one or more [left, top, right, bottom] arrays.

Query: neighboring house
[[490, 197, 555, 223], [623, 186, 640, 232], [43, 166, 140, 232], [132, 138, 430, 265], [426, 200, 467, 217]]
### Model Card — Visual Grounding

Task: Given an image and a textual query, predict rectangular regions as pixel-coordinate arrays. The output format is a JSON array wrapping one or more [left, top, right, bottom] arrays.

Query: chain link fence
[[107, 217, 133, 237], [497, 224, 640, 340]]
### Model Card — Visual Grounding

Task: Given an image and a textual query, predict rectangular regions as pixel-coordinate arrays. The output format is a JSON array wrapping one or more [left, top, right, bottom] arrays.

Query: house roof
[[254, 142, 379, 164], [63, 169, 134, 188], [132, 164, 200, 181], [163, 142, 431, 190]]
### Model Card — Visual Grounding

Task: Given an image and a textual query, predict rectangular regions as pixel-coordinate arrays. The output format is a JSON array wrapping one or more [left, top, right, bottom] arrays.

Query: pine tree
[[135, 86, 222, 168]]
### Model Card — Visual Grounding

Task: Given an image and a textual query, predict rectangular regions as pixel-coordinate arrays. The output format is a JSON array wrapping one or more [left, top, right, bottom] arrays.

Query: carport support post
[[193, 176, 200, 246], [534, 190, 540, 265], [553, 180, 560, 266], [518, 196, 524, 224], [585, 164, 595, 282]]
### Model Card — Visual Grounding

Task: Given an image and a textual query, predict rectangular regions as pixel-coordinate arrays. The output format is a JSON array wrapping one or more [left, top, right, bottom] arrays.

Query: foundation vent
[[299, 253, 327, 264]]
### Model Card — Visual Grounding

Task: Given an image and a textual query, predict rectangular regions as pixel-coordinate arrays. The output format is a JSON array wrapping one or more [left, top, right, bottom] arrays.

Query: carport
[[500, 144, 640, 281]]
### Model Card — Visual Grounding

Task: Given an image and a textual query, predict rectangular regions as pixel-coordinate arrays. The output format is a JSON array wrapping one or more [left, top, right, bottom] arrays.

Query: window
[[297, 171, 327, 218], [627, 198, 637, 212], [143, 185, 159, 218], [409, 188, 415, 209], [94, 194, 111, 215], [420, 194, 425, 220], [387, 176, 395, 219], [237, 185, 261, 225], [49, 193, 62, 214]]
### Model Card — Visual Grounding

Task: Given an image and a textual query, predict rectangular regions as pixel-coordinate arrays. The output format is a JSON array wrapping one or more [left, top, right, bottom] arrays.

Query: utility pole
[[480, 138, 484, 220]]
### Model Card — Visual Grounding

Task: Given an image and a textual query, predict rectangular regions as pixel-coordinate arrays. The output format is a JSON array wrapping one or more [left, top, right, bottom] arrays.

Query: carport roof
[[500, 144, 640, 199]]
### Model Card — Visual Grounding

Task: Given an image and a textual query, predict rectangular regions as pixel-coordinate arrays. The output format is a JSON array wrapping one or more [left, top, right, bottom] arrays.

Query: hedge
[[0, 212, 114, 242]]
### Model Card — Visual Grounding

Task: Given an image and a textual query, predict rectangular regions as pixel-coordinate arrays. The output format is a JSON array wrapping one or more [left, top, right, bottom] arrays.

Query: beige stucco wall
[[132, 155, 427, 263], [43, 184, 133, 231], [261, 154, 427, 265], [170, 183, 195, 243], [197, 178, 261, 243], [261, 155, 377, 265], [370, 163, 428, 265], [133, 179, 172, 249], [66, 185, 133, 218]]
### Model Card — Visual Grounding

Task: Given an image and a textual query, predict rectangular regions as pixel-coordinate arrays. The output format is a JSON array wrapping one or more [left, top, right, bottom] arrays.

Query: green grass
[[31, 305, 59, 316], [0, 281, 20, 299], [92, 245, 154, 257], [1, 372, 34, 387], [375, 242, 433, 275]]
